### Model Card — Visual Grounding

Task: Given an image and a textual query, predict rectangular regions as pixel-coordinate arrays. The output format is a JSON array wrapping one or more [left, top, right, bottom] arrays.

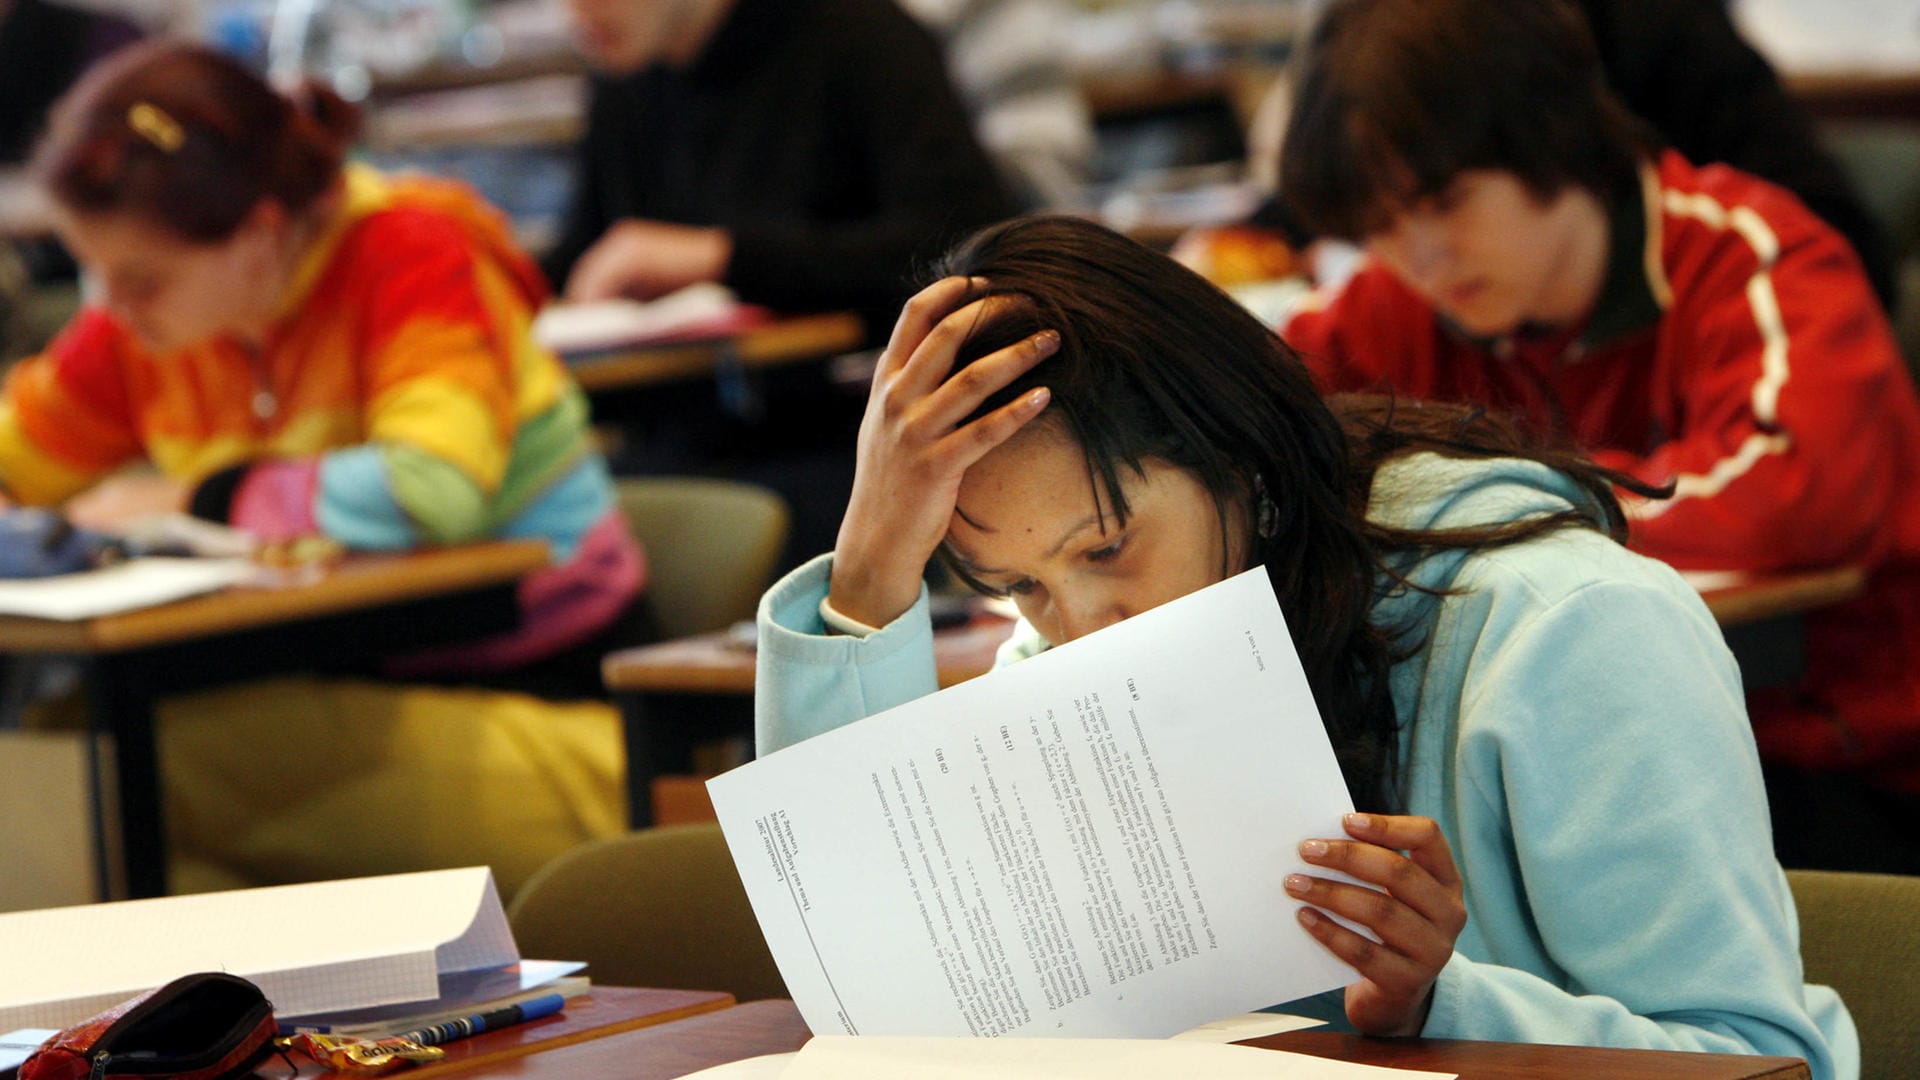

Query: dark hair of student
[[30, 40, 361, 243], [1278, 0, 1656, 241], [935, 215, 1666, 811]]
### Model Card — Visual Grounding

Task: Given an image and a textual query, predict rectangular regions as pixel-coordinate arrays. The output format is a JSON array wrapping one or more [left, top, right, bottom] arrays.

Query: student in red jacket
[[1277, 0, 1920, 873]]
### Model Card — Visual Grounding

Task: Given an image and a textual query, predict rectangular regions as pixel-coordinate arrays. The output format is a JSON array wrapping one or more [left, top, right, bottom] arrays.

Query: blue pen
[[395, 993, 567, 1047]]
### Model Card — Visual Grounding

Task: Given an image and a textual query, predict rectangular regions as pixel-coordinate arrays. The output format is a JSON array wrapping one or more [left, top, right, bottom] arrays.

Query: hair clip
[[127, 102, 185, 153]]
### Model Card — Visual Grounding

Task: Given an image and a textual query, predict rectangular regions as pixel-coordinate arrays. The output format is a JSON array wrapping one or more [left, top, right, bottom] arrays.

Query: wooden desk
[[602, 613, 1010, 826], [0, 540, 550, 899], [563, 312, 866, 396], [452, 998, 1810, 1079], [1787, 70, 1920, 122], [452, 999, 809, 1079], [278, 987, 734, 1077], [1693, 565, 1866, 629], [602, 566, 1867, 828]]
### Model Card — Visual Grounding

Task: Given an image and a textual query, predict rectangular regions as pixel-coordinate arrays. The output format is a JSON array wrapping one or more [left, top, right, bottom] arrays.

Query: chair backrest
[[1786, 869, 1920, 1080], [615, 477, 790, 640], [508, 824, 788, 1002]]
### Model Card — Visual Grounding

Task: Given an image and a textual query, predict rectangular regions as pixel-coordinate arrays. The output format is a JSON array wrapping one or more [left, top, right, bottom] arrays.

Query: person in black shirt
[[548, 0, 1015, 321], [549, 0, 1015, 571]]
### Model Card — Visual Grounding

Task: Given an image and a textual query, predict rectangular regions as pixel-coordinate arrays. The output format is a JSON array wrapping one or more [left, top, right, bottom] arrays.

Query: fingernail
[[1345, 813, 1372, 833], [1300, 839, 1329, 858], [1023, 387, 1051, 411], [969, 276, 989, 289], [1297, 907, 1320, 927], [1284, 874, 1311, 895], [1034, 330, 1061, 352]]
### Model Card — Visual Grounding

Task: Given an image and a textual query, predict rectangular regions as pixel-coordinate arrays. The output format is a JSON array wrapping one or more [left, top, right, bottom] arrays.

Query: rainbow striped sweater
[[0, 165, 643, 669]]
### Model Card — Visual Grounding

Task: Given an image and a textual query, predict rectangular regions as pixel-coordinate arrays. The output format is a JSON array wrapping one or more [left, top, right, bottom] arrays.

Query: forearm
[[203, 443, 492, 550], [755, 553, 940, 754]]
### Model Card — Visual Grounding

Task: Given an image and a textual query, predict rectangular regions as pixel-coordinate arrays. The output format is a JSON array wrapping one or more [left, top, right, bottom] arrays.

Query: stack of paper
[[0, 867, 534, 1031]]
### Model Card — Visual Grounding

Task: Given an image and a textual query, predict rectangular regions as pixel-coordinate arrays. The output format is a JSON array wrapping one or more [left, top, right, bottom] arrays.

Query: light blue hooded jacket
[[753, 452, 1857, 1079]]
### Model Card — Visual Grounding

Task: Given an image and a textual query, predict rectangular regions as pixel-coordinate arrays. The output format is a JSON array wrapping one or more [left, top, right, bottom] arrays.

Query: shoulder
[[320, 172, 542, 305], [38, 308, 139, 395], [335, 204, 481, 271], [1280, 260, 1436, 360], [1654, 151, 1856, 286], [1368, 453, 1720, 668], [1453, 528, 1700, 632]]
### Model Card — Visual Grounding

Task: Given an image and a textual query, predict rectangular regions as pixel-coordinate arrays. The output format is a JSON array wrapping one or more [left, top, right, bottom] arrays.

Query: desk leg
[[88, 653, 166, 899], [619, 692, 753, 829]]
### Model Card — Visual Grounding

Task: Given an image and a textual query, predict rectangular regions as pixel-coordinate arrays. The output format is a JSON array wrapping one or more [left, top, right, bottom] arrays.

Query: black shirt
[[545, 0, 1016, 320]]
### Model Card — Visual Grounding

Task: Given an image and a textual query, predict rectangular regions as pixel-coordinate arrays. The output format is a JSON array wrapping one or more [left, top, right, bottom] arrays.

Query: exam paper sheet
[[709, 568, 1357, 1038]]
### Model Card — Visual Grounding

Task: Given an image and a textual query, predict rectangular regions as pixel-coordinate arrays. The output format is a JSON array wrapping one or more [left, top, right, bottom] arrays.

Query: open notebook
[[533, 283, 771, 357]]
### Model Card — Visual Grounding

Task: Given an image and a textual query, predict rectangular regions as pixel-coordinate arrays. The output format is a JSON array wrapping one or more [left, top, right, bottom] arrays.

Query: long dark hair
[[936, 215, 1665, 810], [1279, 0, 1656, 240], [32, 40, 360, 242]]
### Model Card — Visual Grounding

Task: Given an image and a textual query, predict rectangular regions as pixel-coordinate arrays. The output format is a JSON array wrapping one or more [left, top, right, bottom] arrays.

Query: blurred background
[[10, 0, 1920, 361]]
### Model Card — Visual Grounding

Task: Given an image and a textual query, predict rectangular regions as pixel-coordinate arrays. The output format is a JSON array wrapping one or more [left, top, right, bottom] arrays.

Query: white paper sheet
[[0, 557, 254, 620], [1171, 1012, 1328, 1043], [785, 1036, 1455, 1079], [709, 568, 1357, 1039], [0, 867, 517, 1030]]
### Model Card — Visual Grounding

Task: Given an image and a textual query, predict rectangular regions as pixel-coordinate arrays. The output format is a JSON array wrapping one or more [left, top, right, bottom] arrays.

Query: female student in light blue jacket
[[753, 216, 1857, 1077]]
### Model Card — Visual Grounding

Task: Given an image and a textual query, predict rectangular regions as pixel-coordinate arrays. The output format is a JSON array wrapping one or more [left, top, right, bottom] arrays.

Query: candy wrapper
[[278, 1033, 445, 1074]]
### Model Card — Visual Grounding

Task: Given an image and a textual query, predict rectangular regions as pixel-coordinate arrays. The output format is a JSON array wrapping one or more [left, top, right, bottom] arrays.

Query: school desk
[[438, 996, 1811, 1079], [563, 311, 865, 396], [602, 566, 1867, 828], [276, 986, 734, 1077], [0, 539, 550, 899], [603, 608, 1014, 827], [1787, 70, 1920, 122]]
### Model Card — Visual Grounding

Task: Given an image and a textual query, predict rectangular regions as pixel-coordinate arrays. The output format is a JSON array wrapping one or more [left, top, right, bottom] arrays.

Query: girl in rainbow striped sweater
[[0, 41, 644, 679]]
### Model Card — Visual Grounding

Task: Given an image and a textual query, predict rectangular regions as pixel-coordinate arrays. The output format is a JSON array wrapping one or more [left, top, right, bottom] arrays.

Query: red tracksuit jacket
[[1285, 150, 1920, 795]]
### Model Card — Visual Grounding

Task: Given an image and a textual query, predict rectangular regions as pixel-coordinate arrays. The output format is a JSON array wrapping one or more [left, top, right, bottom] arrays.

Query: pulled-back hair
[[935, 216, 1663, 810], [1279, 0, 1655, 240], [31, 40, 360, 242]]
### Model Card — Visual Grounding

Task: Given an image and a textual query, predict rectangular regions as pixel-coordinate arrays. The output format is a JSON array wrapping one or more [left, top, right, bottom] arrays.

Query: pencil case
[[19, 972, 280, 1080]]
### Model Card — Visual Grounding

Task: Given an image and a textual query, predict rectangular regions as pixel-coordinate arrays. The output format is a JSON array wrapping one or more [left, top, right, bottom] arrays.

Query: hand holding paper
[[1288, 814, 1465, 1037]]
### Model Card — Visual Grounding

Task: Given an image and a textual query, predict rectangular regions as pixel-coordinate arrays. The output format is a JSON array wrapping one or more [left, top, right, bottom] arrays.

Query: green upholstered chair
[[614, 477, 790, 641], [508, 823, 788, 1002], [1786, 868, 1920, 1080]]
